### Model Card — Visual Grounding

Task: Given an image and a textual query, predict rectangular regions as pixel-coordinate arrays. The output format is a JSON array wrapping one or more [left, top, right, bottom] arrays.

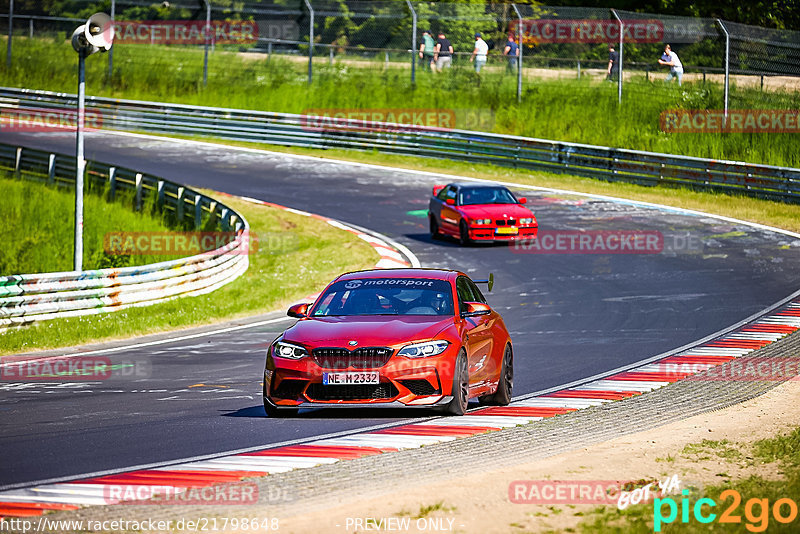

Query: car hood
[[458, 203, 533, 219], [283, 316, 453, 347]]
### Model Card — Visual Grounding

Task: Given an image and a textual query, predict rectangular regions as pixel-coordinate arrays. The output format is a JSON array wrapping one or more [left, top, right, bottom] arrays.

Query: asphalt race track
[[2, 130, 800, 489]]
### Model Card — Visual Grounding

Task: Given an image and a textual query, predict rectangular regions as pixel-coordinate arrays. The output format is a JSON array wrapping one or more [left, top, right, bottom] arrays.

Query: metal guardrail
[[0, 141, 249, 327], [1, 86, 799, 203]]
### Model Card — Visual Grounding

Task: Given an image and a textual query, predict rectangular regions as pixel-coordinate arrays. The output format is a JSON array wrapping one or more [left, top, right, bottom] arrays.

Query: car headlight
[[519, 218, 534, 225], [398, 340, 450, 358], [273, 341, 309, 360], [474, 218, 492, 225]]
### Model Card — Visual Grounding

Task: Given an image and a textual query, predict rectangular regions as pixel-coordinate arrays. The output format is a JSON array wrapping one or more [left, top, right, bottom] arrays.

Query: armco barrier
[[1, 86, 799, 202], [0, 143, 249, 327]]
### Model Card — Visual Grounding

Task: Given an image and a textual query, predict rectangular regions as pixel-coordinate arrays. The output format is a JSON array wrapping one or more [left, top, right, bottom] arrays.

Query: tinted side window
[[466, 279, 487, 304], [456, 276, 476, 312]]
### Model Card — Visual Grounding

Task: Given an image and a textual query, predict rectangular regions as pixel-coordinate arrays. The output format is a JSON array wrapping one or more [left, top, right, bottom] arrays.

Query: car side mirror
[[287, 303, 310, 318], [445, 198, 456, 206], [518, 197, 527, 204], [461, 301, 491, 317]]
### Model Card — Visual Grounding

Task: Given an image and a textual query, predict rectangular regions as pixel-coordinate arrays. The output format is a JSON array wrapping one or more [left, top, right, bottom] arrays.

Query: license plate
[[323, 372, 380, 385], [496, 227, 519, 235]]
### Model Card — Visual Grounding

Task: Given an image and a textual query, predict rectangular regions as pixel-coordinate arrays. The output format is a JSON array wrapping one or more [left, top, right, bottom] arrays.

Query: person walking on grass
[[658, 44, 683, 86], [606, 44, 619, 81], [433, 32, 453, 72], [503, 34, 519, 74], [470, 33, 489, 73], [419, 30, 435, 71]]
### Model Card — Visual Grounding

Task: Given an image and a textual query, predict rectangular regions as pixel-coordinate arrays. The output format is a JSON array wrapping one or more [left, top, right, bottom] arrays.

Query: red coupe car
[[429, 183, 538, 245], [263, 269, 513, 417]]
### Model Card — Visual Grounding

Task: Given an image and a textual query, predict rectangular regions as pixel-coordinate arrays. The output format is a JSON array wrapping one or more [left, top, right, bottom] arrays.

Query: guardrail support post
[[28, 17, 31, 39], [108, 167, 116, 200], [48, 153, 56, 184], [611, 9, 623, 105], [577, 59, 580, 79], [303, 0, 314, 85], [220, 207, 230, 231], [157, 180, 165, 211], [194, 194, 203, 229], [177, 186, 185, 222], [406, 0, 416, 85], [717, 19, 730, 127], [14, 146, 21, 177], [134, 172, 143, 211]]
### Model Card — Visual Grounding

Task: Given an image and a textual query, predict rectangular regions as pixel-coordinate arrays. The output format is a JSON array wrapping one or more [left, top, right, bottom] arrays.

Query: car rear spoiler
[[473, 273, 494, 292]]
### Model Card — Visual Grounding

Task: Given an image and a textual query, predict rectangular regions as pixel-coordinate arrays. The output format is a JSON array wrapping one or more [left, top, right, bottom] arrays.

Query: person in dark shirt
[[607, 44, 619, 81], [503, 35, 519, 73], [433, 32, 453, 72]]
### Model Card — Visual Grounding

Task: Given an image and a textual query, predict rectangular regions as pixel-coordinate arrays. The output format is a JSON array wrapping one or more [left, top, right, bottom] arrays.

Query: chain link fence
[[1, 1, 799, 106]]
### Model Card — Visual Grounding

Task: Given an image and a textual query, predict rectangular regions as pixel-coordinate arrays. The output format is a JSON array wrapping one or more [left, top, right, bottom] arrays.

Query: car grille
[[272, 379, 307, 399], [305, 383, 399, 401], [496, 219, 517, 226], [399, 379, 439, 396], [312, 347, 393, 369]]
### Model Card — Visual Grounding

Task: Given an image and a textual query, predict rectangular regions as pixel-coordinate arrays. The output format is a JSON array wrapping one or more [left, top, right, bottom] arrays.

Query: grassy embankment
[[3, 36, 800, 168]]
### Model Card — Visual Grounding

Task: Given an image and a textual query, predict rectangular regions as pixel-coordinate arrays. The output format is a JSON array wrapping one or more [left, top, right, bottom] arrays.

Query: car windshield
[[311, 278, 454, 317], [458, 187, 518, 206]]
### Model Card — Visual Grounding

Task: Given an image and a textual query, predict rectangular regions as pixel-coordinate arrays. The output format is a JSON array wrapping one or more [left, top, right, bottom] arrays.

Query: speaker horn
[[71, 13, 114, 55]]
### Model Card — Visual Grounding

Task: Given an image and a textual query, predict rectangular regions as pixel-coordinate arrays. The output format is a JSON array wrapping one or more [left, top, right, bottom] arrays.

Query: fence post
[[717, 19, 730, 127], [329, 46, 333, 65], [194, 194, 203, 229], [108, 0, 115, 79], [406, 0, 417, 85], [157, 180, 165, 211], [203, 0, 211, 86], [135, 173, 143, 211], [611, 9, 623, 105], [6, 0, 13, 68], [512, 4, 523, 102], [28, 17, 31, 39], [48, 153, 56, 184], [577, 59, 581, 79], [267, 41, 272, 61], [303, 0, 314, 85], [108, 166, 116, 200]]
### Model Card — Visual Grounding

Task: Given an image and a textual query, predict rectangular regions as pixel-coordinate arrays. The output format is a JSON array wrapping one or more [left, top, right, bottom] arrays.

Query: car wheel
[[479, 344, 513, 406], [430, 215, 441, 240], [459, 221, 472, 246], [443, 351, 469, 415], [263, 381, 298, 418]]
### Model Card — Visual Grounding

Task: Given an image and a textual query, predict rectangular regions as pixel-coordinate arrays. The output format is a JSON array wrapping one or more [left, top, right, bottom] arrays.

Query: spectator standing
[[433, 32, 453, 72], [658, 44, 683, 85], [470, 33, 489, 73], [419, 30, 435, 71], [503, 35, 519, 73], [606, 44, 619, 81]]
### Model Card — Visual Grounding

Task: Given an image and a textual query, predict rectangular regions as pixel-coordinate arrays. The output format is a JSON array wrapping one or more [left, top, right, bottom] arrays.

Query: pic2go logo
[[654, 489, 799, 532]]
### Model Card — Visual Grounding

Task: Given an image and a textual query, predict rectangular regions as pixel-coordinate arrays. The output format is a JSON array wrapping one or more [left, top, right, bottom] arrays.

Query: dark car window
[[436, 185, 452, 201], [459, 186, 517, 206], [456, 276, 478, 312], [466, 278, 487, 304], [312, 278, 455, 317]]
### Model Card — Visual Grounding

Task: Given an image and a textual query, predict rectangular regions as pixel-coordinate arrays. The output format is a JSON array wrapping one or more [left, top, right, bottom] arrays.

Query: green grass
[[0, 191, 378, 355], [4, 37, 800, 168], [0, 175, 175, 275], [576, 428, 800, 533]]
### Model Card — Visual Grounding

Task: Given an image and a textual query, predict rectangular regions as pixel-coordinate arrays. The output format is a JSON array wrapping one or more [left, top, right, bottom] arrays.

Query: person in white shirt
[[470, 33, 489, 73], [658, 44, 683, 85]]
